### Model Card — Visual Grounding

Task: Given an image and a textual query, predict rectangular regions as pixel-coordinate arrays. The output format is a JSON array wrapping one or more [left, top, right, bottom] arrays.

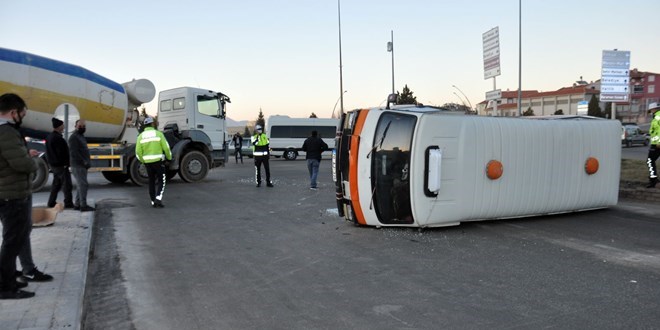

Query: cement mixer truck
[[0, 47, 229, 191]]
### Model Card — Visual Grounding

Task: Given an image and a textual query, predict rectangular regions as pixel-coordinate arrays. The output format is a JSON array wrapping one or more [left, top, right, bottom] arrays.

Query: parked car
[[621, 125, 649, 147], [230, 138, 253, 158]]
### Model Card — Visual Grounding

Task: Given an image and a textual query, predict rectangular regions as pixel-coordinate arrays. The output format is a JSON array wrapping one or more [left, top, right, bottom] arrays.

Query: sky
[[2, 1, 660, 121]]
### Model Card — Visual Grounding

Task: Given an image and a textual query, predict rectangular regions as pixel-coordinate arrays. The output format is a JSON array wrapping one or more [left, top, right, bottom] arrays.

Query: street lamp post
[[332, 91, 348, 118], [337, 0, 345, 116], [452, 85, 473, 110], [387, 30, 395, 95], [453, 92, 467, 109]]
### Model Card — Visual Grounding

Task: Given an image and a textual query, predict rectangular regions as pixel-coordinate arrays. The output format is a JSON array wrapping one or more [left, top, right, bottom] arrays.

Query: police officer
[[646, 102, 660, 188], [136, 117, 172, 207], [251, 125, 273, 187]]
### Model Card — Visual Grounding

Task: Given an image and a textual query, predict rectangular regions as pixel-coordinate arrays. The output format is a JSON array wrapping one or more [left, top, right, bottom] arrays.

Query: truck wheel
[[129, 158, 149, 186], [284, 149, 298, 160], [179, 150, 209, 182], [31, 157, 49, 192], [102, 171, 129, 184]]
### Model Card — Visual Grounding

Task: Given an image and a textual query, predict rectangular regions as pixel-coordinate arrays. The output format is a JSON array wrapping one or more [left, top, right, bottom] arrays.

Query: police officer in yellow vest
[[647, 102, 660, 188], [251, 125, 273, 187], [136, 117, 172, 207]]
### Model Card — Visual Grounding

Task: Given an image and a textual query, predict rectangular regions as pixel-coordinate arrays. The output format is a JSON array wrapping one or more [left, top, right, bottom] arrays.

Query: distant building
[[479, 85, 599, 117], [478, 69, 659, 124], [615, 69, 660, 123]]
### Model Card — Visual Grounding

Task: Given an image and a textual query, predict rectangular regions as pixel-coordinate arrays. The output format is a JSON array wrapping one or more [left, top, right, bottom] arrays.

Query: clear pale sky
[[2, 1, 659, 121]]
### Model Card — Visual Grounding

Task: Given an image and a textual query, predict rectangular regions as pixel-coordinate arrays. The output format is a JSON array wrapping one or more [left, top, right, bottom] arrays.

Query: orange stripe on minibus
[[349, 110, 369, 225]]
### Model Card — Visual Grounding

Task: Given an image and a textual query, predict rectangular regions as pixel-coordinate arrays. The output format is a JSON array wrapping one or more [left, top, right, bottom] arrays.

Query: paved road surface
[[80, 159, 660, 329], [621, 144, 650, 161]]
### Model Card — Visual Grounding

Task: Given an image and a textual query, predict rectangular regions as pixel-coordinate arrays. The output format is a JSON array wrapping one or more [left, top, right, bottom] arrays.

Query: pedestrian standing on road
[[69, 119, 94, 212], [646, 102, 660, 188], [232, 132, 243, 164], [251, 125, 273, 187], [46, 117, 74, 208], [136, 117, 172, 208], [0, 93, 37, 299], [301, 130, 328, 190]]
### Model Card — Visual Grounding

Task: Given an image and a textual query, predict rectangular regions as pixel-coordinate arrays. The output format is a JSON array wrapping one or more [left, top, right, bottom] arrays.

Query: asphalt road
[[58, 158, 660, 330], [621, 144, 650, 161]]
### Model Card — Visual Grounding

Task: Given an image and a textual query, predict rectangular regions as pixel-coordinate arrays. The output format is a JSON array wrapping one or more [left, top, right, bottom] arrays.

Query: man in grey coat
[[68, 119, 94, 212]]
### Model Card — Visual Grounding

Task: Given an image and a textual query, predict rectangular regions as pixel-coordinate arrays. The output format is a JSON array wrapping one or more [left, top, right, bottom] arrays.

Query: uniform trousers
[[254, 156, 271, 184], [145, 161, 166, 203]]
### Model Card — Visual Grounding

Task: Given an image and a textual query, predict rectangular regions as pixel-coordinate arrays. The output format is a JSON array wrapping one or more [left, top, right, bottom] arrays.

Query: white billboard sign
[[577, 101, 588, 116], [483, 27, 501, 80], [600, 50, 630, 102], [486, 89, 502, 101]]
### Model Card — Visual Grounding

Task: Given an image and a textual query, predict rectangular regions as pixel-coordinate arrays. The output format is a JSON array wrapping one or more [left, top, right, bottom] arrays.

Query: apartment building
[[478, 69, 659, 124]]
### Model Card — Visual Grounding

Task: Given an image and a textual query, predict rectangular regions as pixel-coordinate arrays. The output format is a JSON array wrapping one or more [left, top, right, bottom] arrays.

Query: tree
[[587, 95, 602, 117], [441, 102, 470, 112], [256, 108, 265, 129], [522, 107, 535, 116], [554, 109, 564, 115], [397, 84, 417, 104], [309, 112, 317, 118], [243, 125, 251, 137]]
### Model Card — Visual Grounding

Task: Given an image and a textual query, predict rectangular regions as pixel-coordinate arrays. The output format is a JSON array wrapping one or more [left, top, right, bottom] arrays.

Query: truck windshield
[[197, 95, 222, 118], [370, 112, 416, 224]]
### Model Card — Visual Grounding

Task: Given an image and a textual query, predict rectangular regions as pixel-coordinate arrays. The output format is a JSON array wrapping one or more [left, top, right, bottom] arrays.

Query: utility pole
[[517, 0, 522, 116], [337, 0, 345, 116]]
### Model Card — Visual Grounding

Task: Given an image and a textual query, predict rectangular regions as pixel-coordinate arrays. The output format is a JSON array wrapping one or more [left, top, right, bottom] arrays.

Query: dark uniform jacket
[[45, 130, 70, 167], [0, 121, 37, 199]]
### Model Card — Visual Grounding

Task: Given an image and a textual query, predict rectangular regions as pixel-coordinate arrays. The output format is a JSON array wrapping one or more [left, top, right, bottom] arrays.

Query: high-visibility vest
[[136, 127, 172, 163], [251, 133, 270, 156], [651, 111, 660, 145]]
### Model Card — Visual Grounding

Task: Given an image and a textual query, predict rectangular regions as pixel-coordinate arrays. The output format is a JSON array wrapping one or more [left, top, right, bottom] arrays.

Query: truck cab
[[157, 87, 230, 181]]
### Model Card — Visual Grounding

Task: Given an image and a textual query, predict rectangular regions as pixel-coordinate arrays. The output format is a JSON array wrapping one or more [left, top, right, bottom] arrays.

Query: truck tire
[[102, 171, 129, 184], [284, 149, 298, 160], [179, 150, 209, 183], [31, 157, 49, 192], [129, 158, 149, 186]]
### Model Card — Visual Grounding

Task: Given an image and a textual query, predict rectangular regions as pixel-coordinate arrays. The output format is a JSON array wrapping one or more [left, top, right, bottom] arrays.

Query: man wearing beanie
[[45, 117, 73, 208]]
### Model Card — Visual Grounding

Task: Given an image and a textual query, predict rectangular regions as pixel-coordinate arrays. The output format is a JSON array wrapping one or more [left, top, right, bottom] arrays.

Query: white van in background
[[266, 115, 339, 160]]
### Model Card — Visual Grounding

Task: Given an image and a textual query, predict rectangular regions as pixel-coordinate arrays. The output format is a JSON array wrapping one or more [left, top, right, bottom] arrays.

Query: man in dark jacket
[[46, 117, 73, 208], [0, 93, 37, 299], [232, 132, 243, 164], [68, 119, 94, 212], [301, 130, 328, 190]]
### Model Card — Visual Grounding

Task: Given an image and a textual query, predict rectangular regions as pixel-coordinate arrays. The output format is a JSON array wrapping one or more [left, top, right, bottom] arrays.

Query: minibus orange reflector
[[486, 160, 503, 180], [585, 157, 599, 175]]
